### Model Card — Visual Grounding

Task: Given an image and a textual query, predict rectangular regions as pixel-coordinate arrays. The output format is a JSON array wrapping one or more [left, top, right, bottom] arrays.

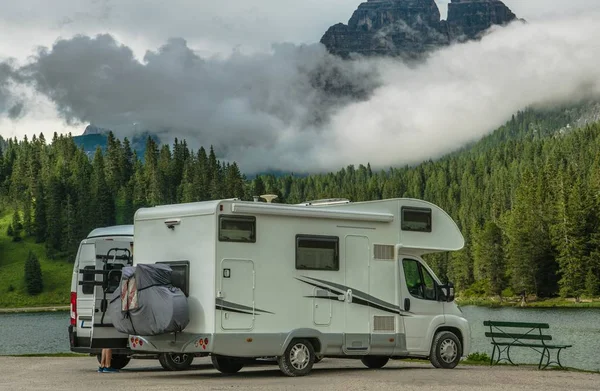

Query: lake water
[[0, 307, 599, 371]]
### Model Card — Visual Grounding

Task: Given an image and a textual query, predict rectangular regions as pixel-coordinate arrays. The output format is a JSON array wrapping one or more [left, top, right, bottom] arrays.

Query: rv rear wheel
[[277, 339, 316, 377], [429, 331, 462, 369], [158, 353, 194, 371], [211, 355, 244, 374], [361, 356, 389, 369]]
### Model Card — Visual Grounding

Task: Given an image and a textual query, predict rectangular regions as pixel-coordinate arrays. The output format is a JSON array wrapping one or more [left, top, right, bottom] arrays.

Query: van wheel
[[159, 353, 194, 371], [95, 353, 131, 370], [429, 331, 461, 369], [277, 339, 315, 377], [211, 355, 244, 374], [110, 354, 131, 370], [361, 356, 389, 369]]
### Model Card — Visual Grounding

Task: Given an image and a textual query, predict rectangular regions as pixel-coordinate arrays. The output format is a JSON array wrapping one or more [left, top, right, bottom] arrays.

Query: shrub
[[501, 287, 515, 298], [466, 352, 491, 363]]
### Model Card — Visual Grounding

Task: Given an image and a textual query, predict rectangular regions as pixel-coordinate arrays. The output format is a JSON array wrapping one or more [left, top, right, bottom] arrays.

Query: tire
[[277, 339, 316, 377], [158, 353, 194, 371], [211, 355, 244, 374], [429, 331, 462, 369], [361, 356, 389, 369], [110, 354, 131, 370], [96, 353, 131, 370]]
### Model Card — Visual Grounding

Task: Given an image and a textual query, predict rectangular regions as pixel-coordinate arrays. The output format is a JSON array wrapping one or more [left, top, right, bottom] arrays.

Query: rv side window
[[158, 261, 190, 297], [401, 207, 432, 232], [82, 266, 95, 295], [219, 215, 256, 243], [296, 235, 339, 271]]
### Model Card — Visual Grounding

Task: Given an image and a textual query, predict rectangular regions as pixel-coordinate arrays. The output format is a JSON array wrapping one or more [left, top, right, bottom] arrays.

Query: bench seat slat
[[490, 342, 572, 349], [484, 332, 551, 340], [483, 321, 549, 328]]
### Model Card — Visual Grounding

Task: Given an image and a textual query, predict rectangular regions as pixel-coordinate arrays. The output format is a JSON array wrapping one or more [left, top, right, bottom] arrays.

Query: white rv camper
[[69, 225, 197, 371], [128, 197, 470, 376]]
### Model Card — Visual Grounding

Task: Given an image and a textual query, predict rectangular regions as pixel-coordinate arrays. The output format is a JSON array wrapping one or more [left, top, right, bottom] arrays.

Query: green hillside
[[0, 211, 72, 308]]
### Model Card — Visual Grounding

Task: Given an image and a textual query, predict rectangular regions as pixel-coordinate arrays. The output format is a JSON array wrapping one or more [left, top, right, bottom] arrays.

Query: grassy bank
[[456, 296, 600, 308], [0, 211, 72, 309]]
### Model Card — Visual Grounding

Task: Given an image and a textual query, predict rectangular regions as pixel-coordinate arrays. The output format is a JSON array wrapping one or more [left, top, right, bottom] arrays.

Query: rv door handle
[[404, 298, 411, 312], [346, 289, 352, 303]]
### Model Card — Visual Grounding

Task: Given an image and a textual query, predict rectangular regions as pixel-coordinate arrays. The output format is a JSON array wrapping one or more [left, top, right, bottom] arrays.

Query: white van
[[68, 225, 197, 370], [127, 197, 471, 376]]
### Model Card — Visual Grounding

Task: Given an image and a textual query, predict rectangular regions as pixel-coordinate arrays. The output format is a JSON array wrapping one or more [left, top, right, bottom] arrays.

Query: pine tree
[[24, 251, 43, 295], [11, 209, 22, 242], [473, 221, 505, 296]]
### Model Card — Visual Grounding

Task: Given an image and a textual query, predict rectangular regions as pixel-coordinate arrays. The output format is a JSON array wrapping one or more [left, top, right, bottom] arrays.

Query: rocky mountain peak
[[320, 0, 521, 60]]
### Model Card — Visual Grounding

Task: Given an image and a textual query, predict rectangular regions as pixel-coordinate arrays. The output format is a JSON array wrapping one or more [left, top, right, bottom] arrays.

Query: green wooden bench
[[483, 320, 572, 370]]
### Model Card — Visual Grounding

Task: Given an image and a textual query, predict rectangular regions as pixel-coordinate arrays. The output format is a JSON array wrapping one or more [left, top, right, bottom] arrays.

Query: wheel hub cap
[[440, 339, 457, 363], [290, 344, 310, 370]]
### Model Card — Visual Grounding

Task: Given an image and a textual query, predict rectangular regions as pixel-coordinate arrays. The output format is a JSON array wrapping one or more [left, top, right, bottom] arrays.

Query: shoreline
[[456, 297, 600, 308], [0, 305, 70, 314], [2, 298, 600, 313]]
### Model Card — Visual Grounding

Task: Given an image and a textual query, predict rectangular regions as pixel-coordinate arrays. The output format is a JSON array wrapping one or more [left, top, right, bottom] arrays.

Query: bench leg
[[490, 345, 497, 366], [490, 344, 517, 367], [538, 348, 549, 370], [506, 345, 517, 366], [539, 348, 565, 370]]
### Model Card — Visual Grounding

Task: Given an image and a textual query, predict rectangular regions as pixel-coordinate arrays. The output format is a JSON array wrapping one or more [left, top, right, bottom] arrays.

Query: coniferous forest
[[1, 108, 600, 301]]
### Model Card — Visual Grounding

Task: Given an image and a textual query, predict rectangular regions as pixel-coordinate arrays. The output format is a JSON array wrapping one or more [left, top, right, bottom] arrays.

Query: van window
[[82, 266, 95, 295], [402, 259, 437, 301], [219, 215, 256, 243], [158, 261, 190, 297], [401, 207, 432, 232], [296, 235, 339, 271]]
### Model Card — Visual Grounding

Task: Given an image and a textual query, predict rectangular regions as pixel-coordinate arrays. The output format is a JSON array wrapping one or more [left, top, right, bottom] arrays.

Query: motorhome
[[69, 225, 197, 370], [127, 197, 470, 376]]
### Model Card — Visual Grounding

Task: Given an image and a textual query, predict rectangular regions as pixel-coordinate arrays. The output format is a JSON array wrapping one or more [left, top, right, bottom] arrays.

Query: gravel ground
[[1, 356, 598, 391]]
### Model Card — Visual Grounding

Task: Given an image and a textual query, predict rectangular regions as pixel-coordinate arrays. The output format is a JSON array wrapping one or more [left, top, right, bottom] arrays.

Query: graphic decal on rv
[[296, 276, 411, 316], [215, 299, 274, 315]]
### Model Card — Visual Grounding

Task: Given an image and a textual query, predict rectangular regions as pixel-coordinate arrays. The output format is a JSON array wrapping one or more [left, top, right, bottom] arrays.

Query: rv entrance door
[[343, 235, 370, 354], [399, 257, 444, 353], [90, 241, 131, 349]]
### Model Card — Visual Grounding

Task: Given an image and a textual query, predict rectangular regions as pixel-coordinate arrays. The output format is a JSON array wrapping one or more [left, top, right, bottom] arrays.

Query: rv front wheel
[[211, 355, 244, 374], [277, 339, 315, 377], [429, 331, 461, 369], [361, 356, 389, 369]]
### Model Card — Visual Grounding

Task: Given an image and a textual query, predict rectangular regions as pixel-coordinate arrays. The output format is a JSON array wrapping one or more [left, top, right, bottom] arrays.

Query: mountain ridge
[[320, 0, 522, 59]]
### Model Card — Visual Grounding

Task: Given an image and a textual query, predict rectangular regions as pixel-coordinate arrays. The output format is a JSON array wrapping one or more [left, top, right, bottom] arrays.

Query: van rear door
[[90, 240, 132, 349], [75, 242, 98, 348]]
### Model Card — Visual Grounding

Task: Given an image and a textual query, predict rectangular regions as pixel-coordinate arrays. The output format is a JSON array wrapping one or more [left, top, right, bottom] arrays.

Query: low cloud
[[3, 9, 600, 173]]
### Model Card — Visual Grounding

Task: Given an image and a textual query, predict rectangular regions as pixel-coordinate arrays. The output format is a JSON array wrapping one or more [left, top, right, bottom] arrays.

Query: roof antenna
[[260, 194, 278, 203]]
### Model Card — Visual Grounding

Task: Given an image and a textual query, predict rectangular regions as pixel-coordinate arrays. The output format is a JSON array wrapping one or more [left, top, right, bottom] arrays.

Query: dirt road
[[1, 356, 598, 391]]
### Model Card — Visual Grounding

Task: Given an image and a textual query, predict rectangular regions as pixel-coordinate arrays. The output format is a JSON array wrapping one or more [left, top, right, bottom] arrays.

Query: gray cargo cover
[[108, 263, 189, 336]]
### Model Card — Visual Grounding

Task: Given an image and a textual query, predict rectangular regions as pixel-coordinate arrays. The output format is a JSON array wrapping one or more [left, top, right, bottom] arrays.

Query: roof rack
[[296, 198, 351, 206]]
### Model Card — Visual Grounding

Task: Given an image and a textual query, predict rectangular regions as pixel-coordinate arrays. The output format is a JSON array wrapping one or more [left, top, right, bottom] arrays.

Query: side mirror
[[437, 282, 455, 302]]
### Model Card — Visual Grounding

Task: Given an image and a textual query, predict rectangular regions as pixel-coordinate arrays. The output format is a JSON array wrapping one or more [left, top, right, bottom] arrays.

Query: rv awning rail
[[231, 203, 394, 223]]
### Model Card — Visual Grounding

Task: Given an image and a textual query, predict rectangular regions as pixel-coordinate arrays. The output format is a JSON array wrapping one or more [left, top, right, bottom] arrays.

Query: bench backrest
[[483, 320, 552, 342]]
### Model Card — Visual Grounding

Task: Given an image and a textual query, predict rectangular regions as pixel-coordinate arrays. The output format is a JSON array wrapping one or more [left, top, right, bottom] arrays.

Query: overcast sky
[[1, 0, 599, 172]]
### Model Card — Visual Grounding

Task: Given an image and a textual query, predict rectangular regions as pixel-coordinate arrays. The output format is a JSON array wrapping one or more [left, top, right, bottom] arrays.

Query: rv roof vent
[[297, 198, 350, 206], [260, 194, 278, 203]]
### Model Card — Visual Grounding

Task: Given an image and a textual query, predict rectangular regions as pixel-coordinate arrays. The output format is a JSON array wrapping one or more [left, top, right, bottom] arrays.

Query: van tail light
[[70, 292, 77, 326]]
